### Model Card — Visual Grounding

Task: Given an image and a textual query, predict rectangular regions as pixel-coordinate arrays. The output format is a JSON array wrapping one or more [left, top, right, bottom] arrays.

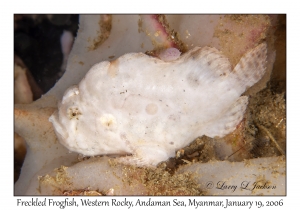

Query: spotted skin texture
[[49, 43, 267, 167]]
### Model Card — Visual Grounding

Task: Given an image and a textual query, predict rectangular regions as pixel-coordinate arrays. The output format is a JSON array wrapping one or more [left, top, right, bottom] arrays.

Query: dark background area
[[14, 14, 79, 95]]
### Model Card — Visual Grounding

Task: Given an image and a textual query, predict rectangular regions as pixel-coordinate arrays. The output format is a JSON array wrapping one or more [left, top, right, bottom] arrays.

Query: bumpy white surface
[[49, 43, 267, 167]]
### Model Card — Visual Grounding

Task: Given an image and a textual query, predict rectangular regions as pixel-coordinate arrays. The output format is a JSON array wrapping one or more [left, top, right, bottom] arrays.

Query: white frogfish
[[49, 43, 267, 167]]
